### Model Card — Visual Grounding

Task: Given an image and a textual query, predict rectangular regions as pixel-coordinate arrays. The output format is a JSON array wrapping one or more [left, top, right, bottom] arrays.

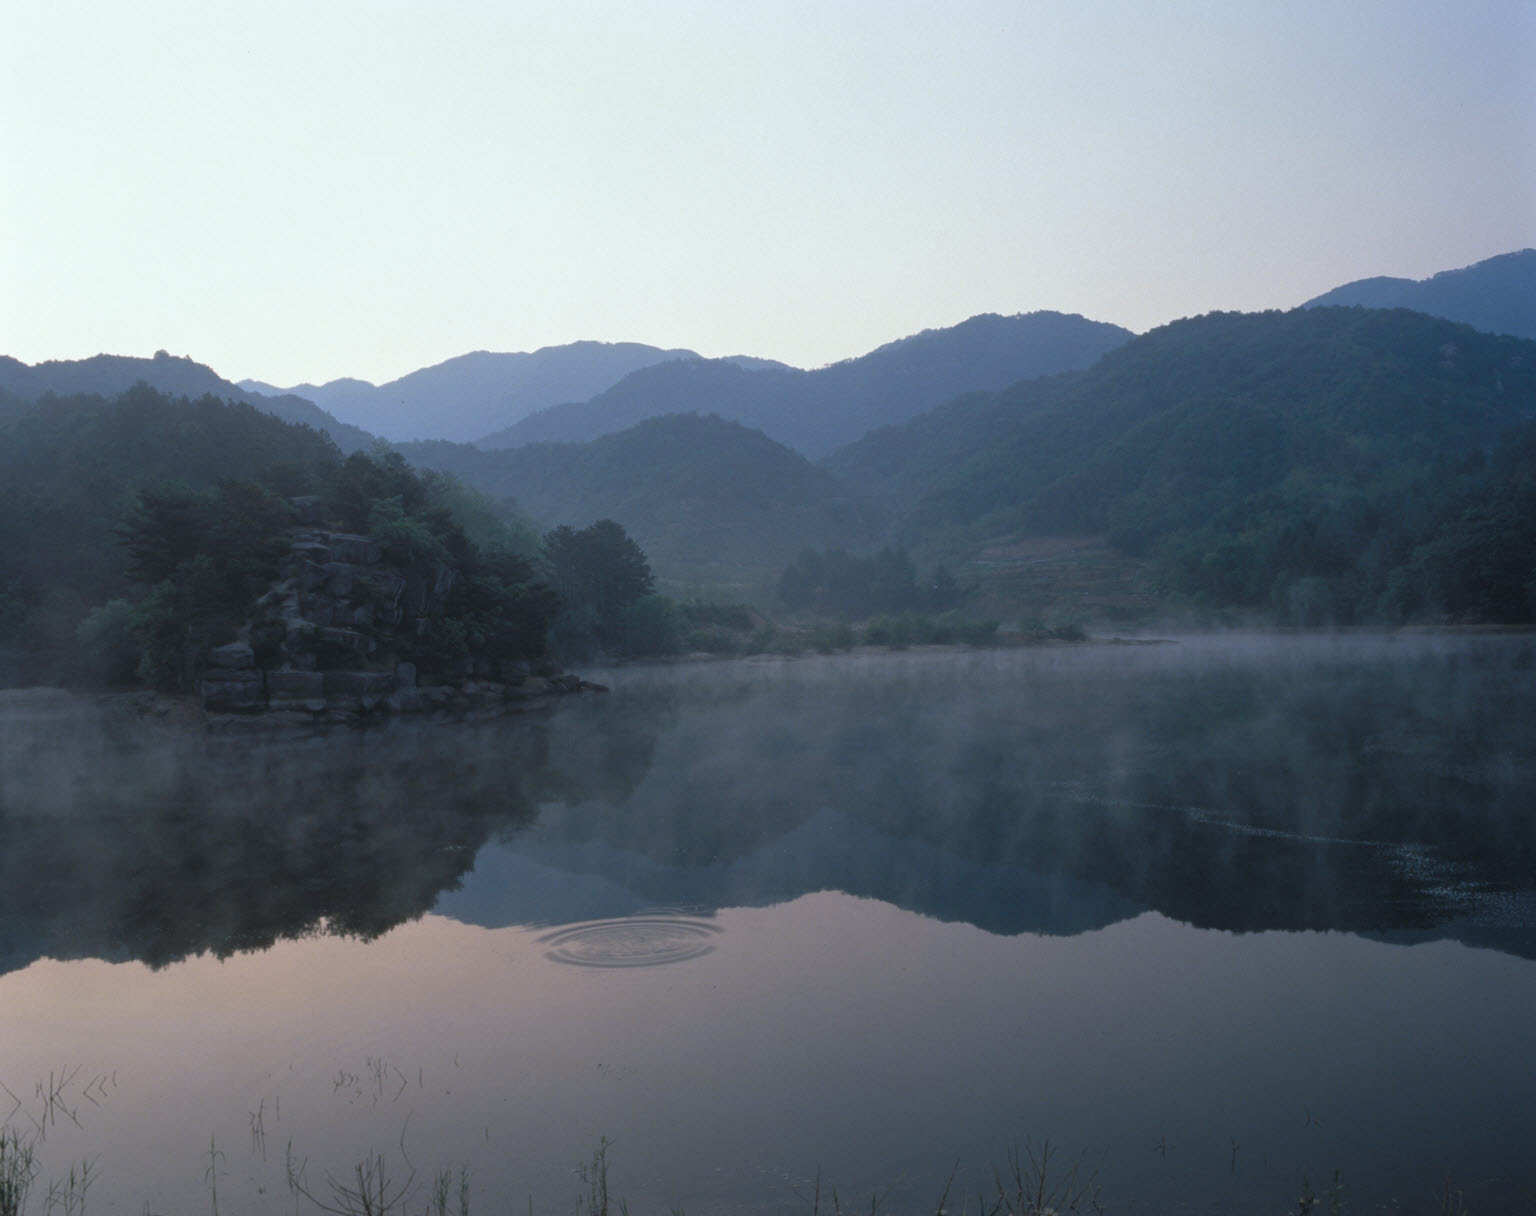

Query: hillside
[[825, 307, 1536, 623], [0, 386, 345, 683], [399, 414, 885, 588], [478, 311, 1132, 458], [0, 386, 574, 695], [0, 351, 375, 452], [1303, 249, 1536, 340], [242, 341, 705, 443]]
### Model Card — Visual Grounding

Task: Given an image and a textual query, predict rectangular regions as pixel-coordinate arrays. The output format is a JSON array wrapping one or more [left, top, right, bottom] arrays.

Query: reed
[[0, 1128, 38, 1216], [990, 1140, 1103, 1216]]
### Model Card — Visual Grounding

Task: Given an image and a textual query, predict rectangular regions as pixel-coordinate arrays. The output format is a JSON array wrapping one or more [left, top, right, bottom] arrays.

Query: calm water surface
[[1, 635, 1533, 1214]]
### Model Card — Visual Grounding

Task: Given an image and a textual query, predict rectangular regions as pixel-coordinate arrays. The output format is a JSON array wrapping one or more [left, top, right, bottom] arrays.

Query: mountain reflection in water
[[4, 633, 1532, 970], [1, 634, 1534, 1214]]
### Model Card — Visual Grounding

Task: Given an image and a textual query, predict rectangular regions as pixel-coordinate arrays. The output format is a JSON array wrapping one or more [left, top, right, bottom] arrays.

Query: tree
[[542, 520, 655, 655]]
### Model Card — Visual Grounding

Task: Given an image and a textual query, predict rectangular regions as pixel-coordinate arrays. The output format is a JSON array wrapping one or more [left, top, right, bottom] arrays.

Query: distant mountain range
[[478, 311, 1132, 458], [10, 248, 1530, 462], [239, 314, 1130, 456], [239, 341, 731, 444], [4, 248, 1533, 619], [386, 300, 1536, 623], [1302, 248, 1536, 340], [397, 413, 885, 585]]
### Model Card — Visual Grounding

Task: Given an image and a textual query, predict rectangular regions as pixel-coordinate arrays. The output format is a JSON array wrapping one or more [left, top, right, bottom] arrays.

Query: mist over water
[[1, 634, 1533, 1213]]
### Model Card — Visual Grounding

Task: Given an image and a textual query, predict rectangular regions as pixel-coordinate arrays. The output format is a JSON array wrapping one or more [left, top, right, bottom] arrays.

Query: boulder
[[322, 670, 396, 697], [326, 533, 381, 564], [266, 670, 326, 711], [289, 541, 332, 567], [207, 642, 255, 670], [297, 560, 329, 592], [323, 562, 357, 597], [319, 627, 377, 656], [202, 670, 264, 712], [383, 687, 421, 714], [322, 669, 396, 711]]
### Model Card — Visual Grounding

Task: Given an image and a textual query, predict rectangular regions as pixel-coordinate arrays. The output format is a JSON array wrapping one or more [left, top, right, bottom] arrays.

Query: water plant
[[577, 1136, 619, 1216], [427, 1166, 471, 1216], [42, 1157, 94, 1216], [295, 1149, 415, 1216], [989, 1140, 1103, 1216], [0, 1129, 39, 1216], [1435, 1176, 1469, 1216]]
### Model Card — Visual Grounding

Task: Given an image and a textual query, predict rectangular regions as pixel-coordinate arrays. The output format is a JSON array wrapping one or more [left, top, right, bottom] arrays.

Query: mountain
[[478, 311, 1133, 458], [242, 341, 710, 443], [825, 306, 1536, 623], [398, 414, 884, 587], [1303, 249, 1536, 340], [0, 350, 375, 452]]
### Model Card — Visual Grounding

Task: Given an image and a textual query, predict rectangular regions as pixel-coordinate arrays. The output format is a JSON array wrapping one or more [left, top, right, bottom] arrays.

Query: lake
[[1, 634, 1534, 1214]]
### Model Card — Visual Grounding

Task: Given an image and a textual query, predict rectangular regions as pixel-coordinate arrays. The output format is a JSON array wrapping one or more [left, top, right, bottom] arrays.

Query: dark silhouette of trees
[[542, 519, 656, 656]]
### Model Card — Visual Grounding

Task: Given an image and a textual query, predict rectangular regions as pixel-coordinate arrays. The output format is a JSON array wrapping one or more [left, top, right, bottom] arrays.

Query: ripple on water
[[538, 915, 723, 968]]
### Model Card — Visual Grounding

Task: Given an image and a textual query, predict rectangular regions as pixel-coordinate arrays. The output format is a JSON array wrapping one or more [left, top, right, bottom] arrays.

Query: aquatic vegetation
[[0, 1129, 38, 1216], [989, 1140, 1103, 1216]]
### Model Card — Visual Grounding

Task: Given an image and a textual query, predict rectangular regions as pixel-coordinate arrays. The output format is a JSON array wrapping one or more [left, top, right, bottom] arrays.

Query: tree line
[[0, 386, 670, 690]]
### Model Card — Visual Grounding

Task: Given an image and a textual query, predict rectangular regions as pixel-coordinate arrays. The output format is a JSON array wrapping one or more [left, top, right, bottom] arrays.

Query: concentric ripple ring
[[538, 915, 722, 968]]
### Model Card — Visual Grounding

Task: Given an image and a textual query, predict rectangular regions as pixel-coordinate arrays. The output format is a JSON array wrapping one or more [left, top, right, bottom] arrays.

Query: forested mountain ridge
[[477, 311, 1132, 457], [399, 414, 885, 587], [1302, 248, 1536, 340], [0, 351, 375, 452], [0, 385, 572, 695], [0, 386, 343, 682], [824, 307, 1536, 623]]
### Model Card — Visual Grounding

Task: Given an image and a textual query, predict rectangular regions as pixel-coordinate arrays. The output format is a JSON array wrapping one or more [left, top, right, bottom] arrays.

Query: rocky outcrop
[[198, 522, 603, 726], [202, 657, 603, 727]]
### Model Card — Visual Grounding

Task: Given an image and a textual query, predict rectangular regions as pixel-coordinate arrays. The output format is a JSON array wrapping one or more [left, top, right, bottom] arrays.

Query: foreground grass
[[0, 1118, 1487, 1216], [1, 1130, 1109, 1216]]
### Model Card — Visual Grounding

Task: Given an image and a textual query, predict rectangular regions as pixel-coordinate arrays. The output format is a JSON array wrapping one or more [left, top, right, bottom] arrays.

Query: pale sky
[[3, 0, 1533, 387]]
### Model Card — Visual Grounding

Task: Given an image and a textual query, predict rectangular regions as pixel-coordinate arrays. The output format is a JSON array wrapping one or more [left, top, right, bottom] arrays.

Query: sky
[[3, 0, 1533, 388]]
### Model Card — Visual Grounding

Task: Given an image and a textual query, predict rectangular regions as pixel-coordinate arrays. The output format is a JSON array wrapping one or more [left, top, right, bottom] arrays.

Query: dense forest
[[0, 387, 650, 690], [825, 307, 1536, 624], [398, 413, 885, 586], [3, 301, 1534, 698]]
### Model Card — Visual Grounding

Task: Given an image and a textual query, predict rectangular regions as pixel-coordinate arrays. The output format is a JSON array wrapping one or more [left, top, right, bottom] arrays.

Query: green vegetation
[[0, 1129, 38, 1216], [397, 414, 886, 590], [6, 1125, 1450, 1216], [542, 518, 657, 659], [6, 306, 1536, 683], [826, 307, 1536, 625], [0, 385, 341, 685], [0, 389, 561, 692]]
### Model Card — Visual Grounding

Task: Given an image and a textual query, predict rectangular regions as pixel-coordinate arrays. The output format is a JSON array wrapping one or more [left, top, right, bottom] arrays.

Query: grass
[[0, 1108, 1488, 1216], [0, 1128, 1120, 1216], [0, 1128, 38, 1216]]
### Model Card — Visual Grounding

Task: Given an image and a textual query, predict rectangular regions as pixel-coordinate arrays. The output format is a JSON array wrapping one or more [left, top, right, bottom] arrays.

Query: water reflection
[[0, 704, 638, 973], [448, 634, 1536, 955], [2, 633, 1534, 974], [2, 637, 1535, 1214]]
